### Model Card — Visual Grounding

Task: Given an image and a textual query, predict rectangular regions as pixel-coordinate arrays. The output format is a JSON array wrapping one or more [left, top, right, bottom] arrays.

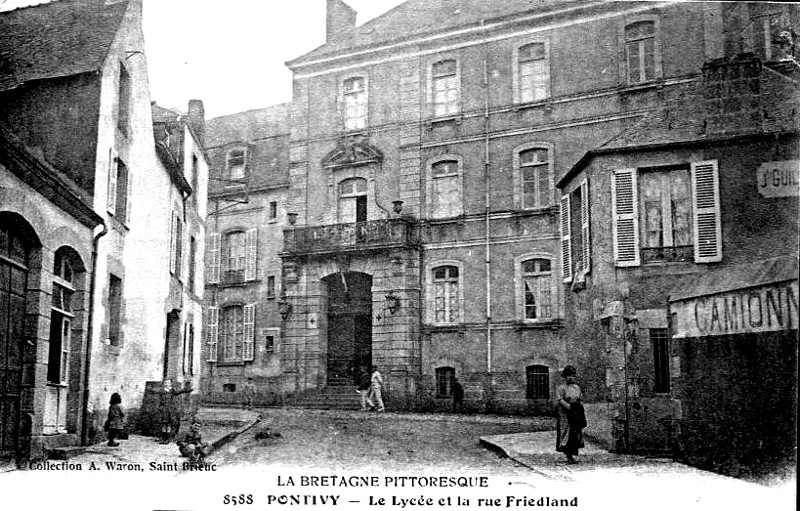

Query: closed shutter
[[691, 160, 722, 263], [206, 306, 218, 362], [107, 147, 118, 214], [580, 178, 591, 273], [612, 168, 640, 267], [169, 211, 178, 274], [125, 170, 132, 225], [208, 233, 221, 284], [560, 194, 572, 282], [245, 228, 258, 281], [243, 304, 255, 361]]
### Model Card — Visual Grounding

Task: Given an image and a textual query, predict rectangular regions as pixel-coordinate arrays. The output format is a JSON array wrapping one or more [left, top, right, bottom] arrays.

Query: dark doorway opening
[[323, 272, 372, 385]]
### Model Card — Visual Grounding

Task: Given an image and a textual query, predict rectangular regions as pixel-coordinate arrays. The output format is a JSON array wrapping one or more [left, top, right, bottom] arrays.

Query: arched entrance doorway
[[322, 272, 372, 385], [0, 214, 37, 457]]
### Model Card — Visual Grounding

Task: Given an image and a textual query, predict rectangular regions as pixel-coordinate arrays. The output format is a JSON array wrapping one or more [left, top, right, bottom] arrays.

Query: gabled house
[[0, 0, 204, 461], [557, 47, 798, 476], [202, 104, 290, 406]]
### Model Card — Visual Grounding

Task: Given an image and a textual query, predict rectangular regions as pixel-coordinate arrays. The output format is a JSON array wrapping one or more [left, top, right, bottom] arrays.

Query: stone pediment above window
[[322, 136, 383, 170]]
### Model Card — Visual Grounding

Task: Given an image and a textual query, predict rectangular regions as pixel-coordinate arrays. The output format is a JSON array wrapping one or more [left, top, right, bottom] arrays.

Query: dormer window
[[343, 76, 367, 131], [226, 148, 247, 181]]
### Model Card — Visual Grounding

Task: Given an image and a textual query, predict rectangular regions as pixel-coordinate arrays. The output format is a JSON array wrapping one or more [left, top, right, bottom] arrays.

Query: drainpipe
[[481, 22, 493, 404], [80, 221, 108, 446]]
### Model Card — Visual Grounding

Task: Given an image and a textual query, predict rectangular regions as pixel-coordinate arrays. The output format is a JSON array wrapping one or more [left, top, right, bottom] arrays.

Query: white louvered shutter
[[580, 178, 591, 273], [206, 306, 218, 362], [243, 304, 255, 361], [169, 211, 178, 274], [245, 228, 258, 281], [560, 194, 572, 282], [125, 169, 132, 225], [107, 147, 118, 214], [691, 160, 722, 263], [612, 168, 640, 267], [208, 233, 221, 284]]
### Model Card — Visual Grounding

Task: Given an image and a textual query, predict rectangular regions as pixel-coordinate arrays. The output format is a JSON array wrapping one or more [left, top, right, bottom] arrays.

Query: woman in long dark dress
[[555, 365, 587, 464]]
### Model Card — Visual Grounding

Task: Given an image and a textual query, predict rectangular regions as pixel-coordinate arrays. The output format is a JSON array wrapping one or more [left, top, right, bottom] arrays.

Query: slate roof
[[559, 62, 800, 187], [0, 0, 128, 92], [669, 255, 799, 302], [206, 104, 290, 149], [206, 104, 291, 194], [288, 0, 585, 66]]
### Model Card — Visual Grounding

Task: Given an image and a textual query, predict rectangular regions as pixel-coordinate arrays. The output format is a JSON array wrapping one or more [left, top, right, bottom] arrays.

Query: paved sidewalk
[[1, 407, 260, 473], [66, 407, 261, 470], [480, 431, 796, 509]]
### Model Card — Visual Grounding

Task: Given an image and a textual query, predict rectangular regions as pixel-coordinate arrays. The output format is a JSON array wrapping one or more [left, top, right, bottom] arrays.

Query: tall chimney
[[186, 99, 205, 148], [326, 0, 357, 43]]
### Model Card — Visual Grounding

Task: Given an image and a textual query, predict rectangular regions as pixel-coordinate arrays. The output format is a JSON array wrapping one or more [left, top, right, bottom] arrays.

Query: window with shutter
[[114, 160, 129, 224], [243, 304, 255, 361], [107, 148, 118, 214], [612, 168, 640, 267], [560, 195, 572, 281], [580, 179, 591, 273], [245, 228, 258, 281], [221, 306, 244, 362], [691, 160, 722, 263], [169, 211, 177, 275], [208, 233, 221, 284], [206, 306, 218, 362], [638, 166, 693, 263]]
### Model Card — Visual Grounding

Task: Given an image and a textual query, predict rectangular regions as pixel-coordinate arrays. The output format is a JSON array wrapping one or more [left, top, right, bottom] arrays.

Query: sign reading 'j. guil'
[[758, 160, 799, 198], [672, 280, 798, 338]]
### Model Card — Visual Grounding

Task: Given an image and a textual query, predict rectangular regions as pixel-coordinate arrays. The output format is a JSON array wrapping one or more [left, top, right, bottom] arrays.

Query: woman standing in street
[[555, 365, 587, 464]]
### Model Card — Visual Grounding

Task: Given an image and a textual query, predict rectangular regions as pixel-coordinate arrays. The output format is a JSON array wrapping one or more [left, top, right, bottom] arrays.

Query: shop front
[[669, 257, 798, 477]]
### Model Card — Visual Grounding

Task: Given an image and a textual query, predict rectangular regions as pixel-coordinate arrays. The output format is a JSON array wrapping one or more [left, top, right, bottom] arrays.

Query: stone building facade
[[557, 5, 799, 476], [202, 105, 290, 406], [0, 0, 207, 460], [273, 0, 751, 413]]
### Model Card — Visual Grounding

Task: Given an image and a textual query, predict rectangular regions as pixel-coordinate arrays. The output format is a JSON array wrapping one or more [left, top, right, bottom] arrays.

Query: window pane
[[519, 42, 545, 61], [520, 149, 548, 165], [433, 60, 456, 76], [627, 41, 641, 83], [344, 77, 364, 93], [432, 160, 458, 175]]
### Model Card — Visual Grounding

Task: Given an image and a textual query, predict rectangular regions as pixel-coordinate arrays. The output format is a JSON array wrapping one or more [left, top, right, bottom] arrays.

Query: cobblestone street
[[210, 407, 549, 476]]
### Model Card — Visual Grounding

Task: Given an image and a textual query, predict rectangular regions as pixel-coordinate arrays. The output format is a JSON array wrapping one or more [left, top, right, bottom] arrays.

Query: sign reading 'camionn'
[[757, 160, 799, 198], [672, 280, 798, 338]]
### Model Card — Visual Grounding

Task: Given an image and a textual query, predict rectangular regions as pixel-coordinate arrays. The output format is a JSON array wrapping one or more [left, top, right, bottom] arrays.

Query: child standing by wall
[[105, 393, 125, 447]]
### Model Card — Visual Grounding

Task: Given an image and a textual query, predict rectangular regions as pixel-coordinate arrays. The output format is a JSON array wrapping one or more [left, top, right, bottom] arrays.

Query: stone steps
[[289, 384, 363, 410]]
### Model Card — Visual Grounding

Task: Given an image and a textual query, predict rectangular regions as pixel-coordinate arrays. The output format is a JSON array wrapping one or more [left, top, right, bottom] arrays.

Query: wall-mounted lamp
[[392, 200, 404, 215], [278, 290, 293, 321], [287, 212, 298, 226], [385, 291, 400, 315]]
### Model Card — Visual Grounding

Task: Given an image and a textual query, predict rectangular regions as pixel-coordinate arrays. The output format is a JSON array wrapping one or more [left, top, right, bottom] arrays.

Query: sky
[[0, 0, 406, 119], [142, 0, 406, 119]]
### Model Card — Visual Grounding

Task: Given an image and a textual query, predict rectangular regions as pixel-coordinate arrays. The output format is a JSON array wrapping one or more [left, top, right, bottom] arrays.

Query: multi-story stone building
[[0, 0, 207, 461], [273, 0, 738, 413], [557, 5, 799, 476], [202, 105, 290, 405]]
